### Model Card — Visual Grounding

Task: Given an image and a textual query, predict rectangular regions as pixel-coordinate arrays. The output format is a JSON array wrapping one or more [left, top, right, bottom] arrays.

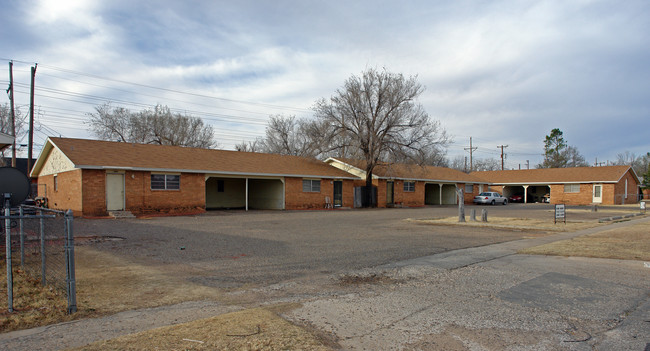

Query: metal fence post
[[64, 209, 77, 314], [4, 195, 13, 313], [19, 207, 25, 268], [40, 209, 46, 286]]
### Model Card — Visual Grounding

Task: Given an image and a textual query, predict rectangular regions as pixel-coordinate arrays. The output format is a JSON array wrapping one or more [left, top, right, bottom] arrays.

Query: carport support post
[[245, 178, 249, 211], [522, 185, 529, 203], [438, 184, 443, 205]]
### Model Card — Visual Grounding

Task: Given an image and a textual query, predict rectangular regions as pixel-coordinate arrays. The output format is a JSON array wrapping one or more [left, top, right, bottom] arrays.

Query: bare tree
[[0, 104, 25, 163], [235, 138, 264, 153], [473, 158, 502, 171], [235, 114, 330, 158], [448, 155, 499, 172], [313, 68, 450, 206], [564, 146, 589, 167], [613, 151, 649, 175], [88, 103, 217, 148]]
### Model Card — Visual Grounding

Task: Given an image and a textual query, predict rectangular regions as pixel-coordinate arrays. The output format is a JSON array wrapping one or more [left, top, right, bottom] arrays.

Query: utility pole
[[464, 137, 477, 172], [28, 63, 37, 176], [497, 144, 508, 170], [526, 160, 530, 169], [8, 61, 16, 168]]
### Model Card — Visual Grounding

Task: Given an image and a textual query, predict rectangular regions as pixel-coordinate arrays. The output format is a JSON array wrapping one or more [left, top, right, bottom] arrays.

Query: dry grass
[[0, 263, 72, 332], [520, 222, 650, 261], [412, 216, 604, 232], [72, 307, 334, 351], [74, 246, 223, 315], [1, 246, 224, 332]]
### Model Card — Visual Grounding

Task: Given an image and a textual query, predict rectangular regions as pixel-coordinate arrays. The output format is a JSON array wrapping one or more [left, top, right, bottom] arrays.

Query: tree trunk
[[457, 188, 465, 222], [365, 170, 374, 208]]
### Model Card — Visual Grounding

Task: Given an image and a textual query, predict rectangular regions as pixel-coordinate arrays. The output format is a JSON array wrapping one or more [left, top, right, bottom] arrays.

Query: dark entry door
[[386, 181, 394, 205], [333, 181, 343, 207]]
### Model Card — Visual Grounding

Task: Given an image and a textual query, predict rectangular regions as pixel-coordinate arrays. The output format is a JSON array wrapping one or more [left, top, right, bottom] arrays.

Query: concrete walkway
[[384, 216, 650, 270]]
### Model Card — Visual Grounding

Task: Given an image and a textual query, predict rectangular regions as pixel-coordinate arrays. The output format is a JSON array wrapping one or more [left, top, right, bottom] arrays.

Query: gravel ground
[[73, 205, 559, 289], [2, 205, 647, 350]]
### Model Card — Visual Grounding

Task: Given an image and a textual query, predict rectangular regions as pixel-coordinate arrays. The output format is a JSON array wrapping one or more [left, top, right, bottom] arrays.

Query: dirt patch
[[74, 246, 224, 315], [72, 307, 334, 351], [520, 222, 650, 261], [411, 216, 603, 232], [338, 272, 401, 286]]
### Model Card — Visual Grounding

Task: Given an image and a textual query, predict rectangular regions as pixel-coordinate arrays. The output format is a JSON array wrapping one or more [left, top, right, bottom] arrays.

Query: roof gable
[[33, 138, 359, 179], [327, 157, 487, 184]]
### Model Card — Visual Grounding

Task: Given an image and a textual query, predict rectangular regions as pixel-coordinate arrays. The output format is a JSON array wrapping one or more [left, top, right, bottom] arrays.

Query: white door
[[106, 173, 125, 211], [592, 184, 602, 203]]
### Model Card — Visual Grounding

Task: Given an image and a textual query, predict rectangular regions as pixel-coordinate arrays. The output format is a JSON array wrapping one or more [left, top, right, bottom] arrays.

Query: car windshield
[[478, 193, 491, 196]]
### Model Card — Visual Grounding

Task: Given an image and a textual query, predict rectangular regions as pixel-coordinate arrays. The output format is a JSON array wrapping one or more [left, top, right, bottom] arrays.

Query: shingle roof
[[34, 137, 359, 179], [471, 166, 636, 184], [328, 158, 488, 183]]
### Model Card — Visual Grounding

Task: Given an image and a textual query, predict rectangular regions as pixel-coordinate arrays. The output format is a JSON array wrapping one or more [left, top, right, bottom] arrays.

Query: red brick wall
[[613, 170, 639, 204], [550, 184, 593, 205], [82, 169, 108, 216], [38, 170, 83, 215], [284, 177, 355, 209], [391, 180, 425, 207], [78, 170, 205, 216]]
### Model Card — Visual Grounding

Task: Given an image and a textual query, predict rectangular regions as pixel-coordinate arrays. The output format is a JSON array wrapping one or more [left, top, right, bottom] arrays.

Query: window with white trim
[[302, 179, 321, 192], [465, 184, 473, 193], [54, 175, 58, 191], [151, 174, 180, 190], [403, 181, 415, 192], [625, 179, 628, 198], [564, 184, 580, 193]]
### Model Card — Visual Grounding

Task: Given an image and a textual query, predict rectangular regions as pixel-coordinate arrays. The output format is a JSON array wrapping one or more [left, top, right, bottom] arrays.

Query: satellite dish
[[0, 167, 30, 207]]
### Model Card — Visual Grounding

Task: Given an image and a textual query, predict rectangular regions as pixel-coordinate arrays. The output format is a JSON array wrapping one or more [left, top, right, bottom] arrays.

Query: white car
[[473, 192, 508, 205]]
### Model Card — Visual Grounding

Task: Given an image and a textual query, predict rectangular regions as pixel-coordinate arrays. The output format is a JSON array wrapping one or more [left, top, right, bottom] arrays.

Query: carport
[[501, 184, 550, 203], [425, 183, 457, 205], [205, 176, 284, 210]]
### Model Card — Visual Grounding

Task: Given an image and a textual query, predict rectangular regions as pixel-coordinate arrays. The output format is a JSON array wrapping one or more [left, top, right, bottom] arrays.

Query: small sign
[[555, 204, 566, 224], [641, 201, 646, 214]]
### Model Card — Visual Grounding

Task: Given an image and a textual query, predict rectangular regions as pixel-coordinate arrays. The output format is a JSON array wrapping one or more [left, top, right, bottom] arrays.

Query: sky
[[1, 0, 649, 169]]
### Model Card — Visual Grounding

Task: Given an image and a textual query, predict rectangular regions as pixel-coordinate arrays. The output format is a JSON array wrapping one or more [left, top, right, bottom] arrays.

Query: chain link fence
[[1, 205, 76, 314]]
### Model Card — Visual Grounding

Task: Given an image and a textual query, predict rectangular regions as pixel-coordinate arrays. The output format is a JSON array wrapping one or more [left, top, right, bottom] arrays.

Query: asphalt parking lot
[[75, 204, 565, 289]]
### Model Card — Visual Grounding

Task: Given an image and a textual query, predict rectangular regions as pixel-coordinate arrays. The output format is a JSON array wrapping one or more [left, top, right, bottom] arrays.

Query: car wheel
[[503, 199, 507, 205], [491, 200, 495, 205]]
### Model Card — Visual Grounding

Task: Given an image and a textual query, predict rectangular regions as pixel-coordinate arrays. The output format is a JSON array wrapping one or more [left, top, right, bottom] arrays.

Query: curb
[[598, 213, 645, 223]]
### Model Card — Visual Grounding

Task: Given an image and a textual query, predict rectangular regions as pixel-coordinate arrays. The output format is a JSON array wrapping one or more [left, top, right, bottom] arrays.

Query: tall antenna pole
[[8, 61, 16, 168], [28, 63, 37, 176], [497, 144, 508, 170], [464, 137, 477, 172]]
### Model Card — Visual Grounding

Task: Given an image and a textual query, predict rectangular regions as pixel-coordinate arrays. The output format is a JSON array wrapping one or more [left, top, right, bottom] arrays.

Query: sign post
[[641, 201, 646, 214], [555, 204, 566, 224]]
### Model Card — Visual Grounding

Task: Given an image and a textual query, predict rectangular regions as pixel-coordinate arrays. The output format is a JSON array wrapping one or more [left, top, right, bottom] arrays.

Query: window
[[404, 181, 415, 192], [151, 174, 180, 190], [625, 179, 628, 198], [465, 184, 473, 193], [54, 175, 58, 191], [217, 180, 225, 192], [564, 184, 580, 193], [302, 179, 321, 192]]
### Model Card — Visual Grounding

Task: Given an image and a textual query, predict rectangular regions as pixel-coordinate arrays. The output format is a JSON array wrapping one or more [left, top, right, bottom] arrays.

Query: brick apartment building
[[471, 166, 640, 205], [326, 158, 489, 207], [30, 138, 358, 216]]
